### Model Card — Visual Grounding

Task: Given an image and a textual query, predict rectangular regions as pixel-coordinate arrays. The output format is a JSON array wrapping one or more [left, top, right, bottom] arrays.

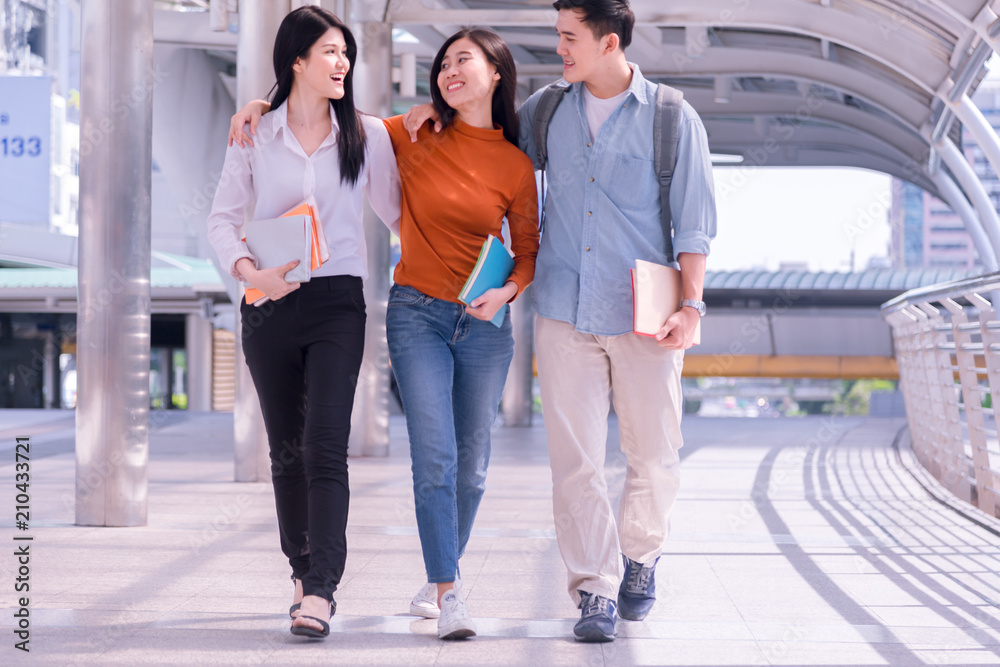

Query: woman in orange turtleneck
[[381, 29, 538, 640]]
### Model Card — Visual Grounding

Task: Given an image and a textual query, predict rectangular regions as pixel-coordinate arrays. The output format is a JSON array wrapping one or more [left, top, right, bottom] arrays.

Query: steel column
[[185, 312, 214, 411], [43, 329, 59, 409], [75, 0, 154, 526], [232, 1, 290, 481], [502, 286, 535, 427], [348, 18, 393, 457]]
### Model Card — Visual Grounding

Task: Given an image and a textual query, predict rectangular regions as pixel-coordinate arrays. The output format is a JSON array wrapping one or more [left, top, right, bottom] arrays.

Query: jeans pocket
[[388, 284, 426, 307]]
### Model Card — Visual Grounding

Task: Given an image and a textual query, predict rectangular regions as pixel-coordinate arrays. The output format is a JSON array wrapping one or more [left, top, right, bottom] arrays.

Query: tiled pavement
[[2, 409, 999, 665]]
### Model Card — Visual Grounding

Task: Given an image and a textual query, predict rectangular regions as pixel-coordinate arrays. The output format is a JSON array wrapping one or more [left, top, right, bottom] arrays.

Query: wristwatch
[[681, 299, 706, 317]]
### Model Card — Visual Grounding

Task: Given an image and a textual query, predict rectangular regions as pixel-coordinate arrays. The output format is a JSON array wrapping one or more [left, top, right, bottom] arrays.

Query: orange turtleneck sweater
[[383, 115, 539, 303]]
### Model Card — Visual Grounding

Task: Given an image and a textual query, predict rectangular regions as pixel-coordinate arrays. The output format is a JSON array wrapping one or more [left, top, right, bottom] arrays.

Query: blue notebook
[[458, 234, 515, 327]]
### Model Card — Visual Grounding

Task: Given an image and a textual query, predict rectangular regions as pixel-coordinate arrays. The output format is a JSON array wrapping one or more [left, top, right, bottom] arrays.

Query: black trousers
[[240, 275, 366, 601]]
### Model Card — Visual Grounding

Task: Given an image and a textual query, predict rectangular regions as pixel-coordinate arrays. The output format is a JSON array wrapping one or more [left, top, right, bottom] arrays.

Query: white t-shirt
[[583, 85, 631, 143]]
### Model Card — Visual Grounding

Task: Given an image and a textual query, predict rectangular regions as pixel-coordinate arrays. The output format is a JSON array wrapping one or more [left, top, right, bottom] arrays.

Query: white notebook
[[630, 259, 701, 344], [243, 214, 313, 285]]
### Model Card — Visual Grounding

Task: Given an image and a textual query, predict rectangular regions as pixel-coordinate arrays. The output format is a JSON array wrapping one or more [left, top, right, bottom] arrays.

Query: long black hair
[[267, 6, 366, 185], [429, 29, 520, 147]]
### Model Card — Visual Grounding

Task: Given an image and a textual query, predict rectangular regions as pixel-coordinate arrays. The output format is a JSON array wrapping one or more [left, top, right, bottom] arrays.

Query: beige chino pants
[[535, 315, 685, 605]]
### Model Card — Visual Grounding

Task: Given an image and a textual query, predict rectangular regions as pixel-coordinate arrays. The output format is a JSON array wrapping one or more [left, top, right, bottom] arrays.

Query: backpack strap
[[531, 80, 572, 171], [654, 83, 684, 263]]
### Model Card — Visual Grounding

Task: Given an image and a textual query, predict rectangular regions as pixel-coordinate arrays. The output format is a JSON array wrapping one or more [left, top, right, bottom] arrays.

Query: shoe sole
[[573, 628, 615, 643], [617, 598, 653, 622], [289, 625, 328, 639], [410, 603, 441, 619], [439, 626, 477, 640], [618, 610, 650, 621]]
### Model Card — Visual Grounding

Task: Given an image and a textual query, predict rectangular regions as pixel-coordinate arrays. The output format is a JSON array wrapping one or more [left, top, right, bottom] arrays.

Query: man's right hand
[[229, 99, 271, 148], [402, 103, 442, 142], [236, 258, 301, 302]]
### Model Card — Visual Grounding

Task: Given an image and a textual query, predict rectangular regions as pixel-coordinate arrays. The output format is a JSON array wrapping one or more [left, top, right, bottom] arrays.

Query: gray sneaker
[[618, 555, 658, 621], [573, 590, 617, 642]]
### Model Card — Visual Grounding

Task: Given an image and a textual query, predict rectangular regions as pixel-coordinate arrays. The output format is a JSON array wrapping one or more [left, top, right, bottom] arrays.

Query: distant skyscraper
[[890, 78, 1000, 270]]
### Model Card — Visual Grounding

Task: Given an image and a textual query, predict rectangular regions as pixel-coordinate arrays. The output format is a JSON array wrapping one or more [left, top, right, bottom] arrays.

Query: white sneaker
[[437, 589, 477, 640], [410, 582, 440, 619]]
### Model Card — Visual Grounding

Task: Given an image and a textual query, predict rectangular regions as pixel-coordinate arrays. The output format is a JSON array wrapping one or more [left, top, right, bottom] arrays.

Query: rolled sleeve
[[668, 108, 717, 258]]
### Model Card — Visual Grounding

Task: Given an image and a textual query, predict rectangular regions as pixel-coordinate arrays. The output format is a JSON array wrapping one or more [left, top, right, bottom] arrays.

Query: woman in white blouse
[[206, 6, 400, 640]]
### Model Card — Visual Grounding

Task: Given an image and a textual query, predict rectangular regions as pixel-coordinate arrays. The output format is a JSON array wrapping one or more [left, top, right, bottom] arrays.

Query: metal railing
[[882, 273, 1000, 518]]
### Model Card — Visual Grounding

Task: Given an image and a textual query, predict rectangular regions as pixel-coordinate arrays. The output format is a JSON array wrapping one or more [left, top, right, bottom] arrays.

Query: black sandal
[[289, 599, 336, 639], [289, 576, 302, 618]]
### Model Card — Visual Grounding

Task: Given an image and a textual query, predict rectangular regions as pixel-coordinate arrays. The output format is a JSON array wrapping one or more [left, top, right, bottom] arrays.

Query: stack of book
[[242, 197, 328, 306]]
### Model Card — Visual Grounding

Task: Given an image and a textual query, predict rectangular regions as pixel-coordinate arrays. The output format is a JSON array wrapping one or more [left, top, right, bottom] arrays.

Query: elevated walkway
[[687, 267, 980, 379], [3, 411, 1000, 665]]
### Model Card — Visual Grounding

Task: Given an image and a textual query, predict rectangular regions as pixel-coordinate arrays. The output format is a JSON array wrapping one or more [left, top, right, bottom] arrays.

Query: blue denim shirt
[[519, 64, 717, 335]]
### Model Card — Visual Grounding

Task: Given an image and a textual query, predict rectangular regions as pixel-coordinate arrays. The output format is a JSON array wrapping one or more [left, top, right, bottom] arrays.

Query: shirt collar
[[266, 101, 341, 154], [625, 63, 649, 105], [569, 62, 648, 105]]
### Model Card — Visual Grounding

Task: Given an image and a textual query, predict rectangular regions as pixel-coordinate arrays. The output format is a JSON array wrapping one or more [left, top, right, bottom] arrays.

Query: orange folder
[[243, 197, 329, 306]]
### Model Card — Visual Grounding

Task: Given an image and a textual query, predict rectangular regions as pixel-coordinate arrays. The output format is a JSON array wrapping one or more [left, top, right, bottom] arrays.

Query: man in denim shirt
[[520, 0, 716, 642], [403, 0, 715, 642]]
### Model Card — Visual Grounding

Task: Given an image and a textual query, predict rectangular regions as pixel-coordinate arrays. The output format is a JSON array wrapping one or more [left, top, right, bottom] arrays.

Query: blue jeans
[[386, 283, 514, 583]]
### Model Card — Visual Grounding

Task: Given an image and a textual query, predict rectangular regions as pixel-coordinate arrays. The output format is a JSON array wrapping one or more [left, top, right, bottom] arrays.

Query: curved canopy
[[383, 0, 1000, 199]]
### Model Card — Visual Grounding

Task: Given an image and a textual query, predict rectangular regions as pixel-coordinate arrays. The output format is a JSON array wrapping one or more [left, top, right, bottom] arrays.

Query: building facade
[[890, 78, 1000, 270]]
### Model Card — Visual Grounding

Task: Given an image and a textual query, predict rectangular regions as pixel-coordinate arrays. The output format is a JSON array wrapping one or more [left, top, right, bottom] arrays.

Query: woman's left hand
[[466, 282, 518, 322]]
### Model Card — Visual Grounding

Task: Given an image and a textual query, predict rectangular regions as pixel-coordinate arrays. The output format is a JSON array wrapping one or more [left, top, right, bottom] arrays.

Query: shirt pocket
[[600, 152, 656, 215]]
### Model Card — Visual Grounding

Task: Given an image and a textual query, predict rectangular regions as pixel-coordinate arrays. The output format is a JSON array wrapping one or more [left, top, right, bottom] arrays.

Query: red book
[[631, 259, 701, 344]]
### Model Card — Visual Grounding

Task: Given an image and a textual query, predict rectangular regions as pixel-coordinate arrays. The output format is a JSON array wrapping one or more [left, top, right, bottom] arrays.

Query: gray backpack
[[531, 80, 684, 262]]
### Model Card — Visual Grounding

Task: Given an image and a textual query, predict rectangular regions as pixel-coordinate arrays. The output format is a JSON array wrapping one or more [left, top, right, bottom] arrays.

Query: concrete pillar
[[502, 285, 534, 426], [348, 18, 393, 457], [43, 328, 59, 409], [232, 1, 289, 481], [75, 0, 153, 527], [186, 313, 214, 411], [162, 348, 175, 408], [400, 52, 417, 98]]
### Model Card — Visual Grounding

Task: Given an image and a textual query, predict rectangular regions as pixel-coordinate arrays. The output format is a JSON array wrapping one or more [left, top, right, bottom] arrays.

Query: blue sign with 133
[[0, 76, 52, 225]]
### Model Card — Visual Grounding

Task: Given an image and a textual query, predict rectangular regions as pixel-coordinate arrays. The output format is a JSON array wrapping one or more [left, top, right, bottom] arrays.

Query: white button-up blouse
[[207, 101, 401, 282]]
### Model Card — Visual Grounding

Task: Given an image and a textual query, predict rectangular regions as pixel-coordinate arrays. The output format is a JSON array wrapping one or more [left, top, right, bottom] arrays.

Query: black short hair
[[553, 0, 634, 50]]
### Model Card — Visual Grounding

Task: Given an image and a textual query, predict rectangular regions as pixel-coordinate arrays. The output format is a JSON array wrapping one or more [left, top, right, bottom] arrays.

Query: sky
[[709, 167, 892, 273]]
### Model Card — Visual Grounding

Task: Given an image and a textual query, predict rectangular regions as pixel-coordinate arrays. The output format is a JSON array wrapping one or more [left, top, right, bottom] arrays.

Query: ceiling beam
[[387, 0, 951, 97]]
